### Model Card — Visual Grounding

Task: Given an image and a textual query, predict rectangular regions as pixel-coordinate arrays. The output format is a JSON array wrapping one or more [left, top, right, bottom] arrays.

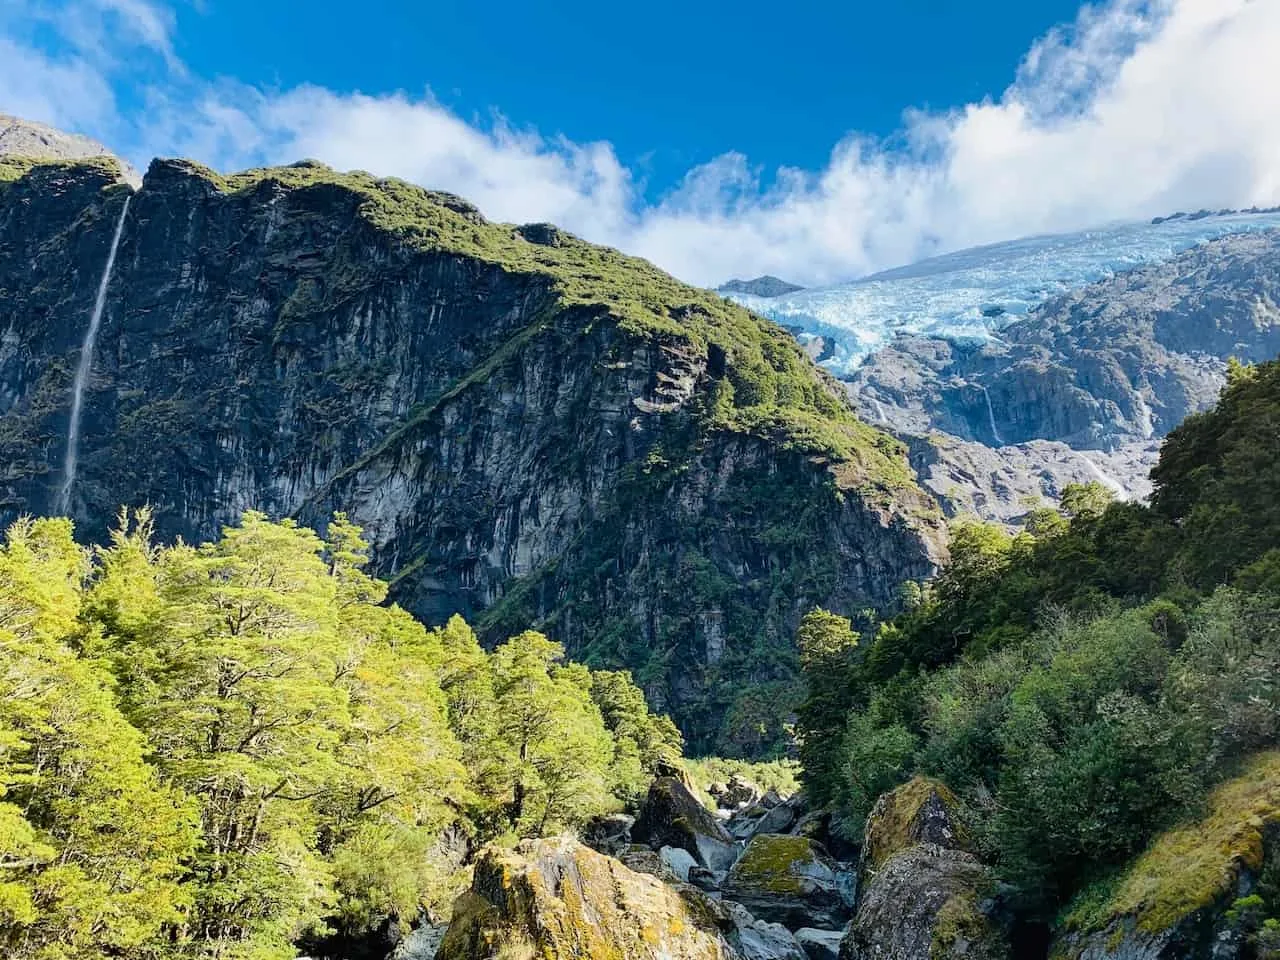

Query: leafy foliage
[[797, 359, 1280, 920], [0, 510, 681, 959]]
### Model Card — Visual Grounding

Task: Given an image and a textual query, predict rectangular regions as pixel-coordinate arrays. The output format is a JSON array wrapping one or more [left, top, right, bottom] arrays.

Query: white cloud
[[1, 0, 1278, 286]]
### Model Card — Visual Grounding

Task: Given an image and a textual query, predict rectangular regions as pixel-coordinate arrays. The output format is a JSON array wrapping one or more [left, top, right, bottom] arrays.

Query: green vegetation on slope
[[797, 358, 1280, 922], [1061, 750, 1280, 939], [173, 157, 918, 498], [0, 510, 681, 960]]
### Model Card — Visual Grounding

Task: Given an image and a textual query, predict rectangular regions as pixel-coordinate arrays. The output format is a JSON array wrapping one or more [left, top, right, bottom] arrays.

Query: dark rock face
[[634, 777, 740, 873], [0, 157, 943, 754], [719, 276, 805, 298]]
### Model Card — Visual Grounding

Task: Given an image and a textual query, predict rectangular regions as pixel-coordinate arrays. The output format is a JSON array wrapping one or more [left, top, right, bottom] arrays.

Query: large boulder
[[722, 834, 856, 930], [617, 843, 684, 883], [436, 836, 734, 960], [634, 775, 742, 873], [728, 792, 806, 841], [1050, 750, 1280, 960], [860, 777, 965, 874], [722, 900, 809, 960], [795, 928, 843, 960], [840, 778, 1007, 960], [711, 774, 764, 810], [581, 812, 635, 856], [839, 845, 1006, 960]]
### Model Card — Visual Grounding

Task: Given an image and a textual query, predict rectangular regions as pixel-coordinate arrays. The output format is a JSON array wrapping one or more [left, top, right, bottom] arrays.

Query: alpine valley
[[3, 116, 1280, 960]]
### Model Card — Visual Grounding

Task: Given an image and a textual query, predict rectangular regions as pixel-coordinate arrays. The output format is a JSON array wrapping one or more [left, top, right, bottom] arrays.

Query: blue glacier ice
[[726, 212, 1280, 375]]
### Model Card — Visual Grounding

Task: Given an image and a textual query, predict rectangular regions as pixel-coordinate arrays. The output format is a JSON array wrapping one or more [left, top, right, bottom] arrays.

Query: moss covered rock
[[722, 834, 855, 930], [840, 778, 1006, 960], [436, 836, 734, 960], [839, 846, 1007, 960], [634, 776, 741, 873], [1052, 751, 1280, 960], [861, 777, 966, 874]]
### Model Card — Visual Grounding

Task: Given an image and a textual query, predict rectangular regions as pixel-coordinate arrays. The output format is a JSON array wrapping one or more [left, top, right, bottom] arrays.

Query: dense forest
[[797, 358, 1280, 950], [0, 509, 683, 959]]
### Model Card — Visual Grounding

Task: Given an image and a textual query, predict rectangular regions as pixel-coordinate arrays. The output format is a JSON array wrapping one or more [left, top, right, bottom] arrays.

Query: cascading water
[[56, 196, 130, 516], [979, 384, 1004, 446], [1078, 453, 1129, 501]]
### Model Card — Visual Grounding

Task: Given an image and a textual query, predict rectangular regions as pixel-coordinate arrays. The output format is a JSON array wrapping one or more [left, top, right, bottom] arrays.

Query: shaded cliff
[[0, 154, 942, 753]]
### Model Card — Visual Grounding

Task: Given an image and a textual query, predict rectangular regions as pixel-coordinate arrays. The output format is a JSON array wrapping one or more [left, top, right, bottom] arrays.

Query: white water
[[57, 197, 129, 516], [1078, 454, 1129, 501], [980, 385, 1004, 446]]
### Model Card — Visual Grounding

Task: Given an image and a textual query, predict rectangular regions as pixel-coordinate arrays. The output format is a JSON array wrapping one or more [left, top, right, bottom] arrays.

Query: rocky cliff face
[[718, 277, 805, 299], [0, 154, 943, 753], [0, 114, 143, 186], [848, 231, 1280, 521]]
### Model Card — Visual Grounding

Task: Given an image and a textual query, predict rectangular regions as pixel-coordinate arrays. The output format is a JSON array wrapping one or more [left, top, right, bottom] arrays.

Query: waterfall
[[979, 384, 1004, 446], [56, 196, 130, 516], [872, 399, 888, 423], [1133, 392, 1155, 439], [1078, 453, 1128, 501]]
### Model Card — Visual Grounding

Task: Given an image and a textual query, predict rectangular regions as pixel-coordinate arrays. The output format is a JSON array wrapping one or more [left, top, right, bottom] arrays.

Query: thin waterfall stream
[[56, 195, 130, 516], [1077, 452, 1129, 501], [979, 384, 1004, 446]]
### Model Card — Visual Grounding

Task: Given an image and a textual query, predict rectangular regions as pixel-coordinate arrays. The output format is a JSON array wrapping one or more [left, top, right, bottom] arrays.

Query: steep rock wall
[[0, 155, 943, 752]]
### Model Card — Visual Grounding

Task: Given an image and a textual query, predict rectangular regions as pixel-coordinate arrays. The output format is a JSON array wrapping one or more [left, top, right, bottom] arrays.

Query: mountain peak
[[717, 275, 805, 298], [0, 114, 141, 187]]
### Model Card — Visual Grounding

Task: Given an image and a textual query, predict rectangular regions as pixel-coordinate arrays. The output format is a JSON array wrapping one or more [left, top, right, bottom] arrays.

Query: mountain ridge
[[0, 152, 943, 754]]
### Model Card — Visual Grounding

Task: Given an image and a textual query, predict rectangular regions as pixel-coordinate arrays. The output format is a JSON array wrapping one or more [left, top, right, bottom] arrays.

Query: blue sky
[[2, 0, 1278, 285], [158, 0, 1083, 202]]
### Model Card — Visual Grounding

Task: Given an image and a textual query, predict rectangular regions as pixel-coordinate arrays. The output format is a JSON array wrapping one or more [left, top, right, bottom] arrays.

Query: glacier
[[726, 212, 1280, 375]]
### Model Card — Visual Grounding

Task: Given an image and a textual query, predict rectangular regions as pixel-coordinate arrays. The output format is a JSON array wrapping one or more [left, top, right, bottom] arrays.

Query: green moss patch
[[731, 835, 820, 895], [1063, 750, 1280, 936], [864, 777, 963, 870]]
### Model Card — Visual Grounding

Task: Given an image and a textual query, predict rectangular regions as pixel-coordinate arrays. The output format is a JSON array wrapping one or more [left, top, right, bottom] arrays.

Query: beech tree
[[0, 518, 196, 960]]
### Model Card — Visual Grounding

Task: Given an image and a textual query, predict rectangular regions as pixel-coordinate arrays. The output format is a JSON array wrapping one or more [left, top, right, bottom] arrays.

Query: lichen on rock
[[436, 836, 734, 960], [1053, 750, 1280, 960], [860, 776, 966, 873], [722, 834, 855, 930], [840, 777, 1007, 960]]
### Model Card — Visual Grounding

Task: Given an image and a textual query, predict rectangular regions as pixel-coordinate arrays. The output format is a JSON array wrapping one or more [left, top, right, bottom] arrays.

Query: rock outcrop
[[841, 778, 1008, 960], [0, 152, 944, 754], [0, 114, 142, 186], [634, 776, 741, 874], [859, 778, 965, 873], [846, 230, 1280, 521], [436, 837, 735, 960], [1051, 751, 1280, 960], [722, 834, 855, 930], [718, 276, 805, 298], [839, 846, 1006, 960]]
